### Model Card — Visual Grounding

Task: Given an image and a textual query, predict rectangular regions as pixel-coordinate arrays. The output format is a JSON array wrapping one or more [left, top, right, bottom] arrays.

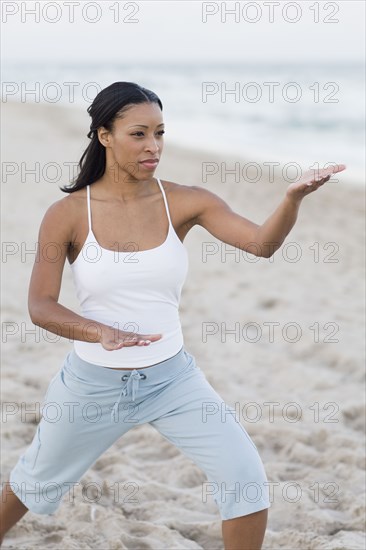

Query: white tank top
[[69, 178, 189, 368]]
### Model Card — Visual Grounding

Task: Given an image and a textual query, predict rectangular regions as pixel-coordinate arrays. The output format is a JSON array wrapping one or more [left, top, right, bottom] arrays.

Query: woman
[[0, 82, 345, 549]]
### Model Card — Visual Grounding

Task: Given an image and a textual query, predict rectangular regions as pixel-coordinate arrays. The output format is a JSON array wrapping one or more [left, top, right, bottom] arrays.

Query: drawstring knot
[[111, 370, 147, 421]]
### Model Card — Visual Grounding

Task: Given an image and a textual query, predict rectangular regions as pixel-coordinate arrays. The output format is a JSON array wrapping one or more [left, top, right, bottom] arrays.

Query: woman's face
[[99, 102, 164, 184]]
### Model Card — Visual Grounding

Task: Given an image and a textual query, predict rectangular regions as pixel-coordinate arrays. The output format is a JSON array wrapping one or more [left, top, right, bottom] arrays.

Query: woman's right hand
[[99, 326, 163, 351]]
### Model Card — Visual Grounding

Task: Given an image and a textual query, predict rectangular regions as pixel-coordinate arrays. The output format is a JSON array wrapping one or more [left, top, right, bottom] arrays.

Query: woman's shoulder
[[160, 178, 201, 198], [40, 190, 84, 236], [160, 179, 208, 227], [161, 178, 211, 207]]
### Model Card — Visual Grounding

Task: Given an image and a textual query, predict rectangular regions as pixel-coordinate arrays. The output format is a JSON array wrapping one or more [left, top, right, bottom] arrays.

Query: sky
[[1, 0, 365, 65]]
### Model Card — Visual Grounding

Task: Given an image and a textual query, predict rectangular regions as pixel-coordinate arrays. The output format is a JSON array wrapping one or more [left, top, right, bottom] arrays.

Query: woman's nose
[[145, 138, 160, 153]]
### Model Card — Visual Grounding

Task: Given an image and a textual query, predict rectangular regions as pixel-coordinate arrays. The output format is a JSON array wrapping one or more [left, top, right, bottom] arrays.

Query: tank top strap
[[157, 178, 172, 227], [86, 184, 92, 232]]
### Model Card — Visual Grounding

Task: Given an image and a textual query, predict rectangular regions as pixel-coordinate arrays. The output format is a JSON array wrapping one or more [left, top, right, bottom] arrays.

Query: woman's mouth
[[139, 159, 159, 169]]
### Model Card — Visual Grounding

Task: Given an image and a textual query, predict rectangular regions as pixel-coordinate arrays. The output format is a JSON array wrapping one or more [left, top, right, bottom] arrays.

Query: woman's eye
[[131, 130, 165, 137]]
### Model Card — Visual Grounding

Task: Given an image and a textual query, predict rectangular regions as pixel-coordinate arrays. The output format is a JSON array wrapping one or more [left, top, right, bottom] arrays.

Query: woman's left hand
[[286, 164, 347, 202]]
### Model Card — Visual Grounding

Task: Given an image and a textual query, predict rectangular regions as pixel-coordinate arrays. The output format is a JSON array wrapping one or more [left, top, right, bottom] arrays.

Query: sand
[[1, 100, 365, 549]]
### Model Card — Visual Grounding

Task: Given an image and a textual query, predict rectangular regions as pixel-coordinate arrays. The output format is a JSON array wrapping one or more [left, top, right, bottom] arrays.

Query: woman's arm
[[254, 193, 302, 258], [192, 164, 346, 258], [28, 198, 109, 343], [28, 198, 162, 350]]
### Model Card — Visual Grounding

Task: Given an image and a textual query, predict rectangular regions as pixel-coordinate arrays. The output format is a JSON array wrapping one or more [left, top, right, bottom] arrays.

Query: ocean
[[2, 60, 364, 187]]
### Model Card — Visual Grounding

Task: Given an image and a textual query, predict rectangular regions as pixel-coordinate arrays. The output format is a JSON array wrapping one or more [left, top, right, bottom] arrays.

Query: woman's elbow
[[259, 241, 279, 258], [28, 302, 41, 325], [261, 249, 275, 259], [28, 297, 50, 325]]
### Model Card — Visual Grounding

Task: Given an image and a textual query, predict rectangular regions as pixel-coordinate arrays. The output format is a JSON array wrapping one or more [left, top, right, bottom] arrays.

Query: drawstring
[[111, 370, 147, 421]]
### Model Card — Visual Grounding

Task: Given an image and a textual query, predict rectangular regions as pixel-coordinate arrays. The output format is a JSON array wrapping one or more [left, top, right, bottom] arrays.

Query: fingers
[[112, 338, 144, 349], [332, 163, 346, 173], [321, 164, 346, 175], [307, 174, 331, 187], [136, 333, 163, 346], [310, 164, 346, 181], [113, 333, 162, 349], [137, 339, 151, 346], [320, 164, 346, 177], [114, 342, 124, 349]]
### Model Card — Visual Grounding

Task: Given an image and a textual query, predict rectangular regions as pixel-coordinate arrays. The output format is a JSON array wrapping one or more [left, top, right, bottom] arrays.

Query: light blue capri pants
[[8, 346, 271, 520]]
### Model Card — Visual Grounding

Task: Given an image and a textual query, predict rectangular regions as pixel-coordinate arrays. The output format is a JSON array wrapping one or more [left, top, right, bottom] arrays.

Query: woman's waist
[[80, 310, 180, 330], [73, 328, 184, 369], [74, 330, 184, 370], [65, 343, 192, 387]]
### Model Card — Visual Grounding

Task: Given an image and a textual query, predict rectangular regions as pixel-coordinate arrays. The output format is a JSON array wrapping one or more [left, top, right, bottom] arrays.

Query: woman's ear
[[97, 126, 111, 147]]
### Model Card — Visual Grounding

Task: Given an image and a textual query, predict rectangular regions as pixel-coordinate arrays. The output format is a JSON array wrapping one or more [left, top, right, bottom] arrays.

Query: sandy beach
[[1, 100, 365, 549]]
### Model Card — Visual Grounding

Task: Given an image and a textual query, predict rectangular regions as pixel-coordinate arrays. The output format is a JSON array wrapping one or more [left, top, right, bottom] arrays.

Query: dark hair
[[59, 82, 163, 193]]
